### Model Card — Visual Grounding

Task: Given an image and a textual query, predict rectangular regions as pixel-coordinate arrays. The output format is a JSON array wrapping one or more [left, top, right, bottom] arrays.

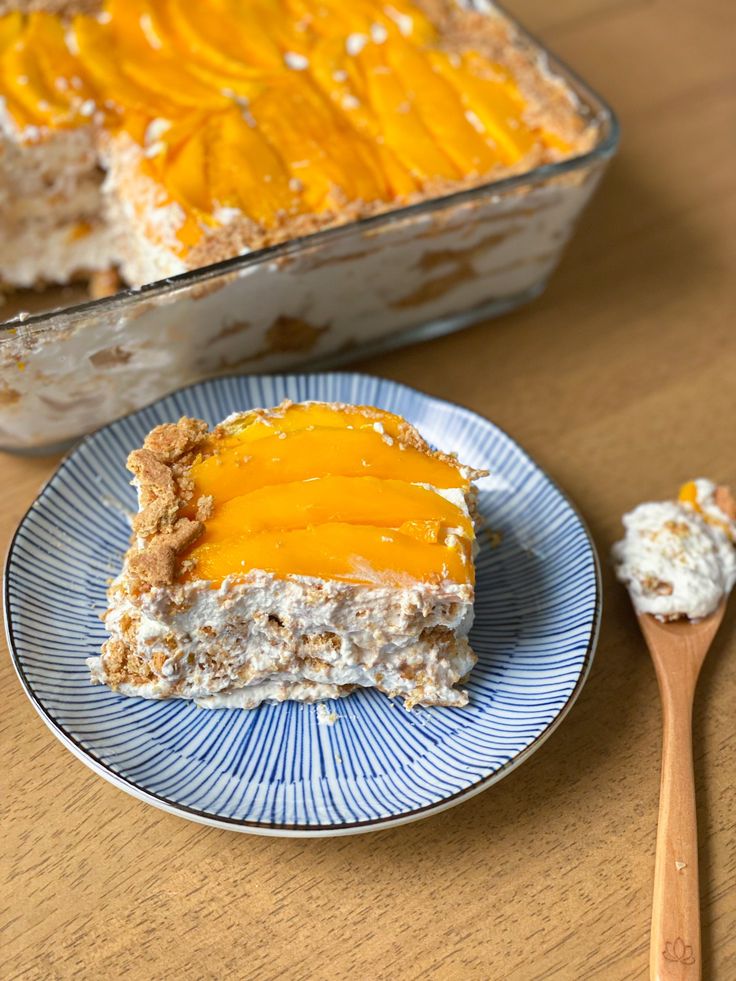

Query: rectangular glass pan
[[0, 1, 618, 452]]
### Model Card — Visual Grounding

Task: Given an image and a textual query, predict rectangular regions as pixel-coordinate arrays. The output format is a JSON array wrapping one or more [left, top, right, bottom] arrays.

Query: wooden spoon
[[637, 602, 726, 981]]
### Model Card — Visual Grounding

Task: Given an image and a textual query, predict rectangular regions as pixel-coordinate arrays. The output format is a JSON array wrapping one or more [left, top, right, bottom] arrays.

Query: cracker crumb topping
[[125, 415, 209, 588]]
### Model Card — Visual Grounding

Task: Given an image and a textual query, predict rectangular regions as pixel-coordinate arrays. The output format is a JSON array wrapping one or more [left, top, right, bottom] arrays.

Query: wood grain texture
[[1, 1, 735, 978], [639, 607, 727, 981]]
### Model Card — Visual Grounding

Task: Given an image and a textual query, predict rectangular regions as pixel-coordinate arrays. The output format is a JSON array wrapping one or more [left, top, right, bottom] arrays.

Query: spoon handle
[[650, 677, 701, 981]]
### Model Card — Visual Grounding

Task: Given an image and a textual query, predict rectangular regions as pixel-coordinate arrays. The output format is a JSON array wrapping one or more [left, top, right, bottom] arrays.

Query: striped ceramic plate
[[5, 373, 600, 836]]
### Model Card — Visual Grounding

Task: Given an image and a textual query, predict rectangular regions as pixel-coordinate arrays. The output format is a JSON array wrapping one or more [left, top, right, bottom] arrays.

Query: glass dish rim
[[0, 1, 620, 339]]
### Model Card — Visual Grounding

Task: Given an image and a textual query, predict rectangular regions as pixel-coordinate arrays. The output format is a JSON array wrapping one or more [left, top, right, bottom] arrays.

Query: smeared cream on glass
[[612, 479, 736, 620]]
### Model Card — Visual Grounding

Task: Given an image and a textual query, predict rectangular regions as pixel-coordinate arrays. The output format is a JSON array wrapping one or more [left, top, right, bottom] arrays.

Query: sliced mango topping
[[188, 427, 469, 504], [214, 402, 408, 446], [0, 1, 572, 255], [197, 476, 472, 540], [678, 480, 735, 541], [677, 481, 699, 510], [181, 401, 475, 586], [189, 523, 469, 587]]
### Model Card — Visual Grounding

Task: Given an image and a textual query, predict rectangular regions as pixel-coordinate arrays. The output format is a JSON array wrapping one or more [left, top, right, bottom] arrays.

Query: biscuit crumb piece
[[123, 417, 211, 587], [715, 485, 736, 521], [129, 517, 204, 586], [89, 268, 122, 299], [316, 703, 339, 726], [642, 576, 674, 596], [142, 417, 209, 464], [196, 495, 214, 521]]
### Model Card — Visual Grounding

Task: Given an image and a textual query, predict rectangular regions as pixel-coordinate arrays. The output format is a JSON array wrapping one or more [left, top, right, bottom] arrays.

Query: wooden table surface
[[2, 2, 735, 978]]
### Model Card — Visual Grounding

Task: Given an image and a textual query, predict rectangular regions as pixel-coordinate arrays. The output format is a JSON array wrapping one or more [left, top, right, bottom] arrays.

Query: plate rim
[[4, 371, 602, 837]]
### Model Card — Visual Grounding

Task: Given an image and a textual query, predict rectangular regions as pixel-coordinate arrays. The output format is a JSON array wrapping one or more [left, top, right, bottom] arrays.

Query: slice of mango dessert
[[89, 400, 486, 709]]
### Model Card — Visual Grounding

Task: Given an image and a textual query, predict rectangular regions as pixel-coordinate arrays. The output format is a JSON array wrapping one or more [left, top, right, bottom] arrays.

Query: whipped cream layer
[[90, 569, 475, 708], [0, 113, 119, 287], [612, 479, 736, 620]]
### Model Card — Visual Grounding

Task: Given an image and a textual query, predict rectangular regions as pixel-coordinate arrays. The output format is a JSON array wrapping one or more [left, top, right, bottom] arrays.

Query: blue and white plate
[[5, 373, 600, 836]]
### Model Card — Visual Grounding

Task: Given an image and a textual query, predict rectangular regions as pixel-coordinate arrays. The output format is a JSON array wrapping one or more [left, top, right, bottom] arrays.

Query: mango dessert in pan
[[0, 1, 617, 450]]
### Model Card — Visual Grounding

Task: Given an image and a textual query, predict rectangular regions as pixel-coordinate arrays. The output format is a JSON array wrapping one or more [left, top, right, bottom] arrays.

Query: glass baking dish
[[0, 2, 618, 453]]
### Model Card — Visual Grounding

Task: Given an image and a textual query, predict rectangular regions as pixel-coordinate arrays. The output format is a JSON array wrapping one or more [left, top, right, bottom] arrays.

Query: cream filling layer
[[612, 479, 736, 620], [96, 627, 476, 710], [90, 568, 475, 707]]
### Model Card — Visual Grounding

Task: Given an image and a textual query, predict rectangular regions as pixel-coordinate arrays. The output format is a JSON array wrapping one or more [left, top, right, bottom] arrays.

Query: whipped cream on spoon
[[613, 479, 734, 980], [613, 479, 736, 621]]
